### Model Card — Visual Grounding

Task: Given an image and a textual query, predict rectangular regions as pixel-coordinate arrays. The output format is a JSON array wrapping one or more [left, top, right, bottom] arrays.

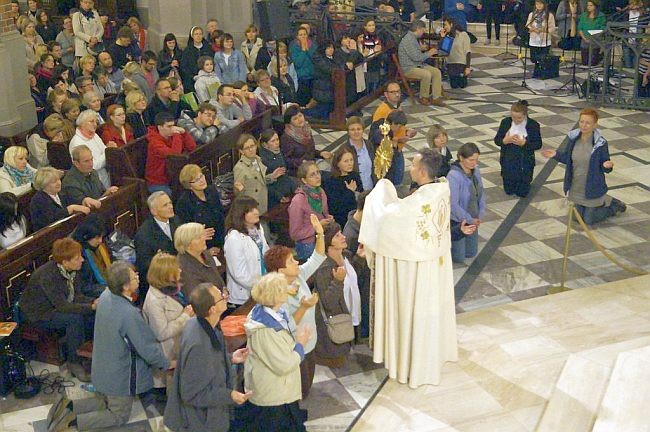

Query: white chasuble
[[359, 179, 458, 388]]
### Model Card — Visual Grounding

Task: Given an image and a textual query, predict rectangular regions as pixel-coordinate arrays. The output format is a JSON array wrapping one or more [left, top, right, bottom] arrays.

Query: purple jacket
[[447, 162, 486, 224], [288, 187, 329, 244]]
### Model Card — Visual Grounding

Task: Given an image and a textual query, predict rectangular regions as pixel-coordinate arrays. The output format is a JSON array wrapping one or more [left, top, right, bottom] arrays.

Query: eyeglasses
[[189, 173, 205, 183]]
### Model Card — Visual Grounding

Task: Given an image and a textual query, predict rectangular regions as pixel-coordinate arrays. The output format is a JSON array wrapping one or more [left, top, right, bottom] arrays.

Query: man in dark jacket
[[164, 282, 251, 432], [62, 145, 119, 207], [134, 191, 181, 302], [144, 78, 182, 124], [20, 238, 97, 382]]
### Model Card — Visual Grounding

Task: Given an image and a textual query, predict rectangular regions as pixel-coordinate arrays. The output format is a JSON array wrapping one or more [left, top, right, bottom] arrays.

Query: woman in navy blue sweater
[[541, 108, 626, 225], [322, 146, 363, 228]]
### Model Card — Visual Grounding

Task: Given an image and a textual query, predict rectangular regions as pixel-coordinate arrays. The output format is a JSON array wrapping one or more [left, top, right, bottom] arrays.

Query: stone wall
[[0, 0, 37, 135]]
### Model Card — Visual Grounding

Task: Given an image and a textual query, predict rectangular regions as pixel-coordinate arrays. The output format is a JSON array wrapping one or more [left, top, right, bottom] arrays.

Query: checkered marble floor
[[2, 53, 649, 432]]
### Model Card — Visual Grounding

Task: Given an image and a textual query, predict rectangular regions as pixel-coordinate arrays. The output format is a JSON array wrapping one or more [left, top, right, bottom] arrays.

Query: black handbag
[[533, 56, 560, 80]]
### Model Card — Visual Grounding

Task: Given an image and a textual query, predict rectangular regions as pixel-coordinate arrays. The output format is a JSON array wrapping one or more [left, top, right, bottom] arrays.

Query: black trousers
[[32, 312, 94, 362], [485, 9, 502, 40]]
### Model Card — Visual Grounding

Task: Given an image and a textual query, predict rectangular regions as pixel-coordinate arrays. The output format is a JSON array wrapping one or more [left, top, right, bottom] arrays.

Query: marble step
[[591, 345, 650, 432], [535, 337, 650, 432]]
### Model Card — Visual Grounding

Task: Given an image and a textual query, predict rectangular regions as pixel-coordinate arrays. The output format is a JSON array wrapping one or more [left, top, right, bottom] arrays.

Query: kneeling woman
[[494, 100, 542, 197], [541, 108, 625, 224], [447, 143, 486, 264], [244, 272, 312, 432]]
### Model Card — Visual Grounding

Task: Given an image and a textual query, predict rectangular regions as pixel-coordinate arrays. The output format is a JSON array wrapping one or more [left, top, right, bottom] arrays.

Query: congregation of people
[[0, 1, 636, 431]]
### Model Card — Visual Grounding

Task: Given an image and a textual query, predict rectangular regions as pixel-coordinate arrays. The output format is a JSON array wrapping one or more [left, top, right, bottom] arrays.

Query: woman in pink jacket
[[288, 160, 333, 261]]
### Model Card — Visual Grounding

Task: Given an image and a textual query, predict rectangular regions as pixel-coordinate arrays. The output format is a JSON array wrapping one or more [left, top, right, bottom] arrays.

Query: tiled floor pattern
[[351, 275, 650, 431], [2, 53, 649, 431]]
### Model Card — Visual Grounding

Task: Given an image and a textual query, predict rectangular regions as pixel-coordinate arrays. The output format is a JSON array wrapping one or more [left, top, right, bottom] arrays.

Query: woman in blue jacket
[[447, 143, 485, 263], [213, 33, 247, 85], [541, 108, 626, 225], [289, 26, 318, 106]]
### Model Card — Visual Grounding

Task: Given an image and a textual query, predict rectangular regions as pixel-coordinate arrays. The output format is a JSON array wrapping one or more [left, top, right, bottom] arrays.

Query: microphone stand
[[555, 46, 582, 96]]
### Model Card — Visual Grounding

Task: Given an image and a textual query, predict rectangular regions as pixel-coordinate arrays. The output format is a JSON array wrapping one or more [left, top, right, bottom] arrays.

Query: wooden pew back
[[165, 109, 273, 195], [0, 179, 147, 320], [106, 136, 148, 186]]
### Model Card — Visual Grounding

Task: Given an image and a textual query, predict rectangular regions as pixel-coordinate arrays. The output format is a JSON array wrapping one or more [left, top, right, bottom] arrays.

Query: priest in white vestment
[[359, 150, 458, 388]]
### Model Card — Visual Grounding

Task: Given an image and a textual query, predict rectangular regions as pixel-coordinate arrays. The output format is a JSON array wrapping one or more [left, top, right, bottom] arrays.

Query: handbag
[[318, 300, 354, 344]]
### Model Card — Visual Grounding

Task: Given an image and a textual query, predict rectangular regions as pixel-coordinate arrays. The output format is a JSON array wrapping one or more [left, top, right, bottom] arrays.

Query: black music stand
[[495, 12, 518, 60]]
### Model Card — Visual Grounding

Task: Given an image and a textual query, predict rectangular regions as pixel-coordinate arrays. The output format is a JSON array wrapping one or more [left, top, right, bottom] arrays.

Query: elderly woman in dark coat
[[494, 100, 542, 198], [313, 222, 363, 368]]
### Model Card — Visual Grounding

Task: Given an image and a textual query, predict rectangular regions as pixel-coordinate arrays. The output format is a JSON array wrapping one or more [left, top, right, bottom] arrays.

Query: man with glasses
[[145, 78, 182, 124], [141, 50, 160, 94], [370, 81, 417, 156], [212, 84, 252, 132], [165, 282, 251, 432], [177, 102, 221, 145]]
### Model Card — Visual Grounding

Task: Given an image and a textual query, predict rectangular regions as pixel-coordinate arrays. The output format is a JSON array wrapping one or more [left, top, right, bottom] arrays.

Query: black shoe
[[612, 198, 627, 214]]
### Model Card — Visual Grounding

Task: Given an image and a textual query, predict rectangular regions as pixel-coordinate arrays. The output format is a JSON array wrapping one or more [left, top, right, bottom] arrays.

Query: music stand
[[555, 42, 582, 97], [495, 13, 518, 60], [519, 41, 536, 95]]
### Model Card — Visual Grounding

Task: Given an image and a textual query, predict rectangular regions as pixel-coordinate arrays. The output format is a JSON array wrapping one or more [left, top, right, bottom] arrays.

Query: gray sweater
[[398, 31, 430, 73], [92, 289, 169, 396]]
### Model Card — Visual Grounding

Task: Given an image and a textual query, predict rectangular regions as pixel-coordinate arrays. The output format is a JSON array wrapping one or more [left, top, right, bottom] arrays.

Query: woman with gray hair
[[0, 146, 37, 196], [29, 166, 90, 230], [82, 90, 105, 125], [174, 222, 225, 299], [69, 109, 115, 189]]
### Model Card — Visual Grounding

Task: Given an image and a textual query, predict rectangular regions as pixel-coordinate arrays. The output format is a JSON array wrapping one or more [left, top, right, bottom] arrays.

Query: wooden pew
[[0, 179, 147, 365], [106, 136, 148, 186], [165, 109, 273, 196]]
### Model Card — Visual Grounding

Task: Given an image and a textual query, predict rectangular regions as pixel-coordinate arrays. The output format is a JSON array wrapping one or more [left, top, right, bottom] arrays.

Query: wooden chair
[[391, 53, 418, 105]]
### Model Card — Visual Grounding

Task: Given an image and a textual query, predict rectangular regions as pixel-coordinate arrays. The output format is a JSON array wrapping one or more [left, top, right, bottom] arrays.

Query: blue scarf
[[80, 8, 95, 20], [2, 164, 34, 187]]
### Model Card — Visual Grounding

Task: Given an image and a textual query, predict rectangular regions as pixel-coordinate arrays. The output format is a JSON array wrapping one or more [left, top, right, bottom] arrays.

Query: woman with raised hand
[[322, 146, 363, 228], [175, 222, 225, 299]]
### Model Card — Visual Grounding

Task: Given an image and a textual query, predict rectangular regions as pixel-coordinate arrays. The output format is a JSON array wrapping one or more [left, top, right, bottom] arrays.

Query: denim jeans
[[294, 241, 315, 262], [32, 312, 94, 362], [451, 231, 479, 263]]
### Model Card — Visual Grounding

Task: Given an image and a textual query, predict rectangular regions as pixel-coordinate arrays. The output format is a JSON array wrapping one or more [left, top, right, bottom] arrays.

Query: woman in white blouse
[[69, 109, 115, 188], [223, 195, 270, 306], [0, 192, 28, 249]]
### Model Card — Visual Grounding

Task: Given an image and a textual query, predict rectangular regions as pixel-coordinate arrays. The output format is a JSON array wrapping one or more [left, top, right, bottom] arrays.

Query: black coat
[[271, 75, 297, 104], [29, 190, 72, 231], [494, 117, 542, 184], [322, 172, 363, 228], [333, 48, 364, 104], [259, 146, 296, 209], [134, 215, 180, 293], [175, 186, 225, 249], [145, 96, 181, 125], [126, 111, 148, 139], [312, 55, 338, 104], [157, 47, 183, 77], [179, 43, 212, 93]]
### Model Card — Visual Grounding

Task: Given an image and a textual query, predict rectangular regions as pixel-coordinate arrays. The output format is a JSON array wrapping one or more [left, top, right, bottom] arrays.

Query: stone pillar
[[0, 0, 37, 136], [140, 0, 253, 51]]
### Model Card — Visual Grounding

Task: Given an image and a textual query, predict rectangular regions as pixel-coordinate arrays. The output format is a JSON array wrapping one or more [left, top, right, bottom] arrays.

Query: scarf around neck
[[57, 264, 76, 302], [302, 185, 323, 213], [3, 164, 34, 186], [80, 8, 95, 20], [285, 122, 313, 146]]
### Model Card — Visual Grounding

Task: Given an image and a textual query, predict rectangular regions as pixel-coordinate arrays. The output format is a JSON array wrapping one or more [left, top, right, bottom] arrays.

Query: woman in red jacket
[[100, 104, 134, 148]]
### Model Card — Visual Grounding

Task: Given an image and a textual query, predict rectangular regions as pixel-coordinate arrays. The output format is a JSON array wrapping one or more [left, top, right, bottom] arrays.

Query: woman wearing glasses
[[176, 164, 225, 251], [289, 160, 334, 261]]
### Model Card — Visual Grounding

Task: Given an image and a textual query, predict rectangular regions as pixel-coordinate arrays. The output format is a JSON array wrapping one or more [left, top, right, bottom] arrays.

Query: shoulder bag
[[318, 299, 354, 344]]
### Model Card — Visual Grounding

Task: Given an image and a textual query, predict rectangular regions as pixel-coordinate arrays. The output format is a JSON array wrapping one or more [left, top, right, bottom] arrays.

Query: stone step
[[591, 345, 650, 432], [536, 337, 650, 432]]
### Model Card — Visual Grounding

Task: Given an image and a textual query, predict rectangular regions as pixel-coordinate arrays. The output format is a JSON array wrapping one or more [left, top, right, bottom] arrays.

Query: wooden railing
[[0, 178, 147, 320]]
